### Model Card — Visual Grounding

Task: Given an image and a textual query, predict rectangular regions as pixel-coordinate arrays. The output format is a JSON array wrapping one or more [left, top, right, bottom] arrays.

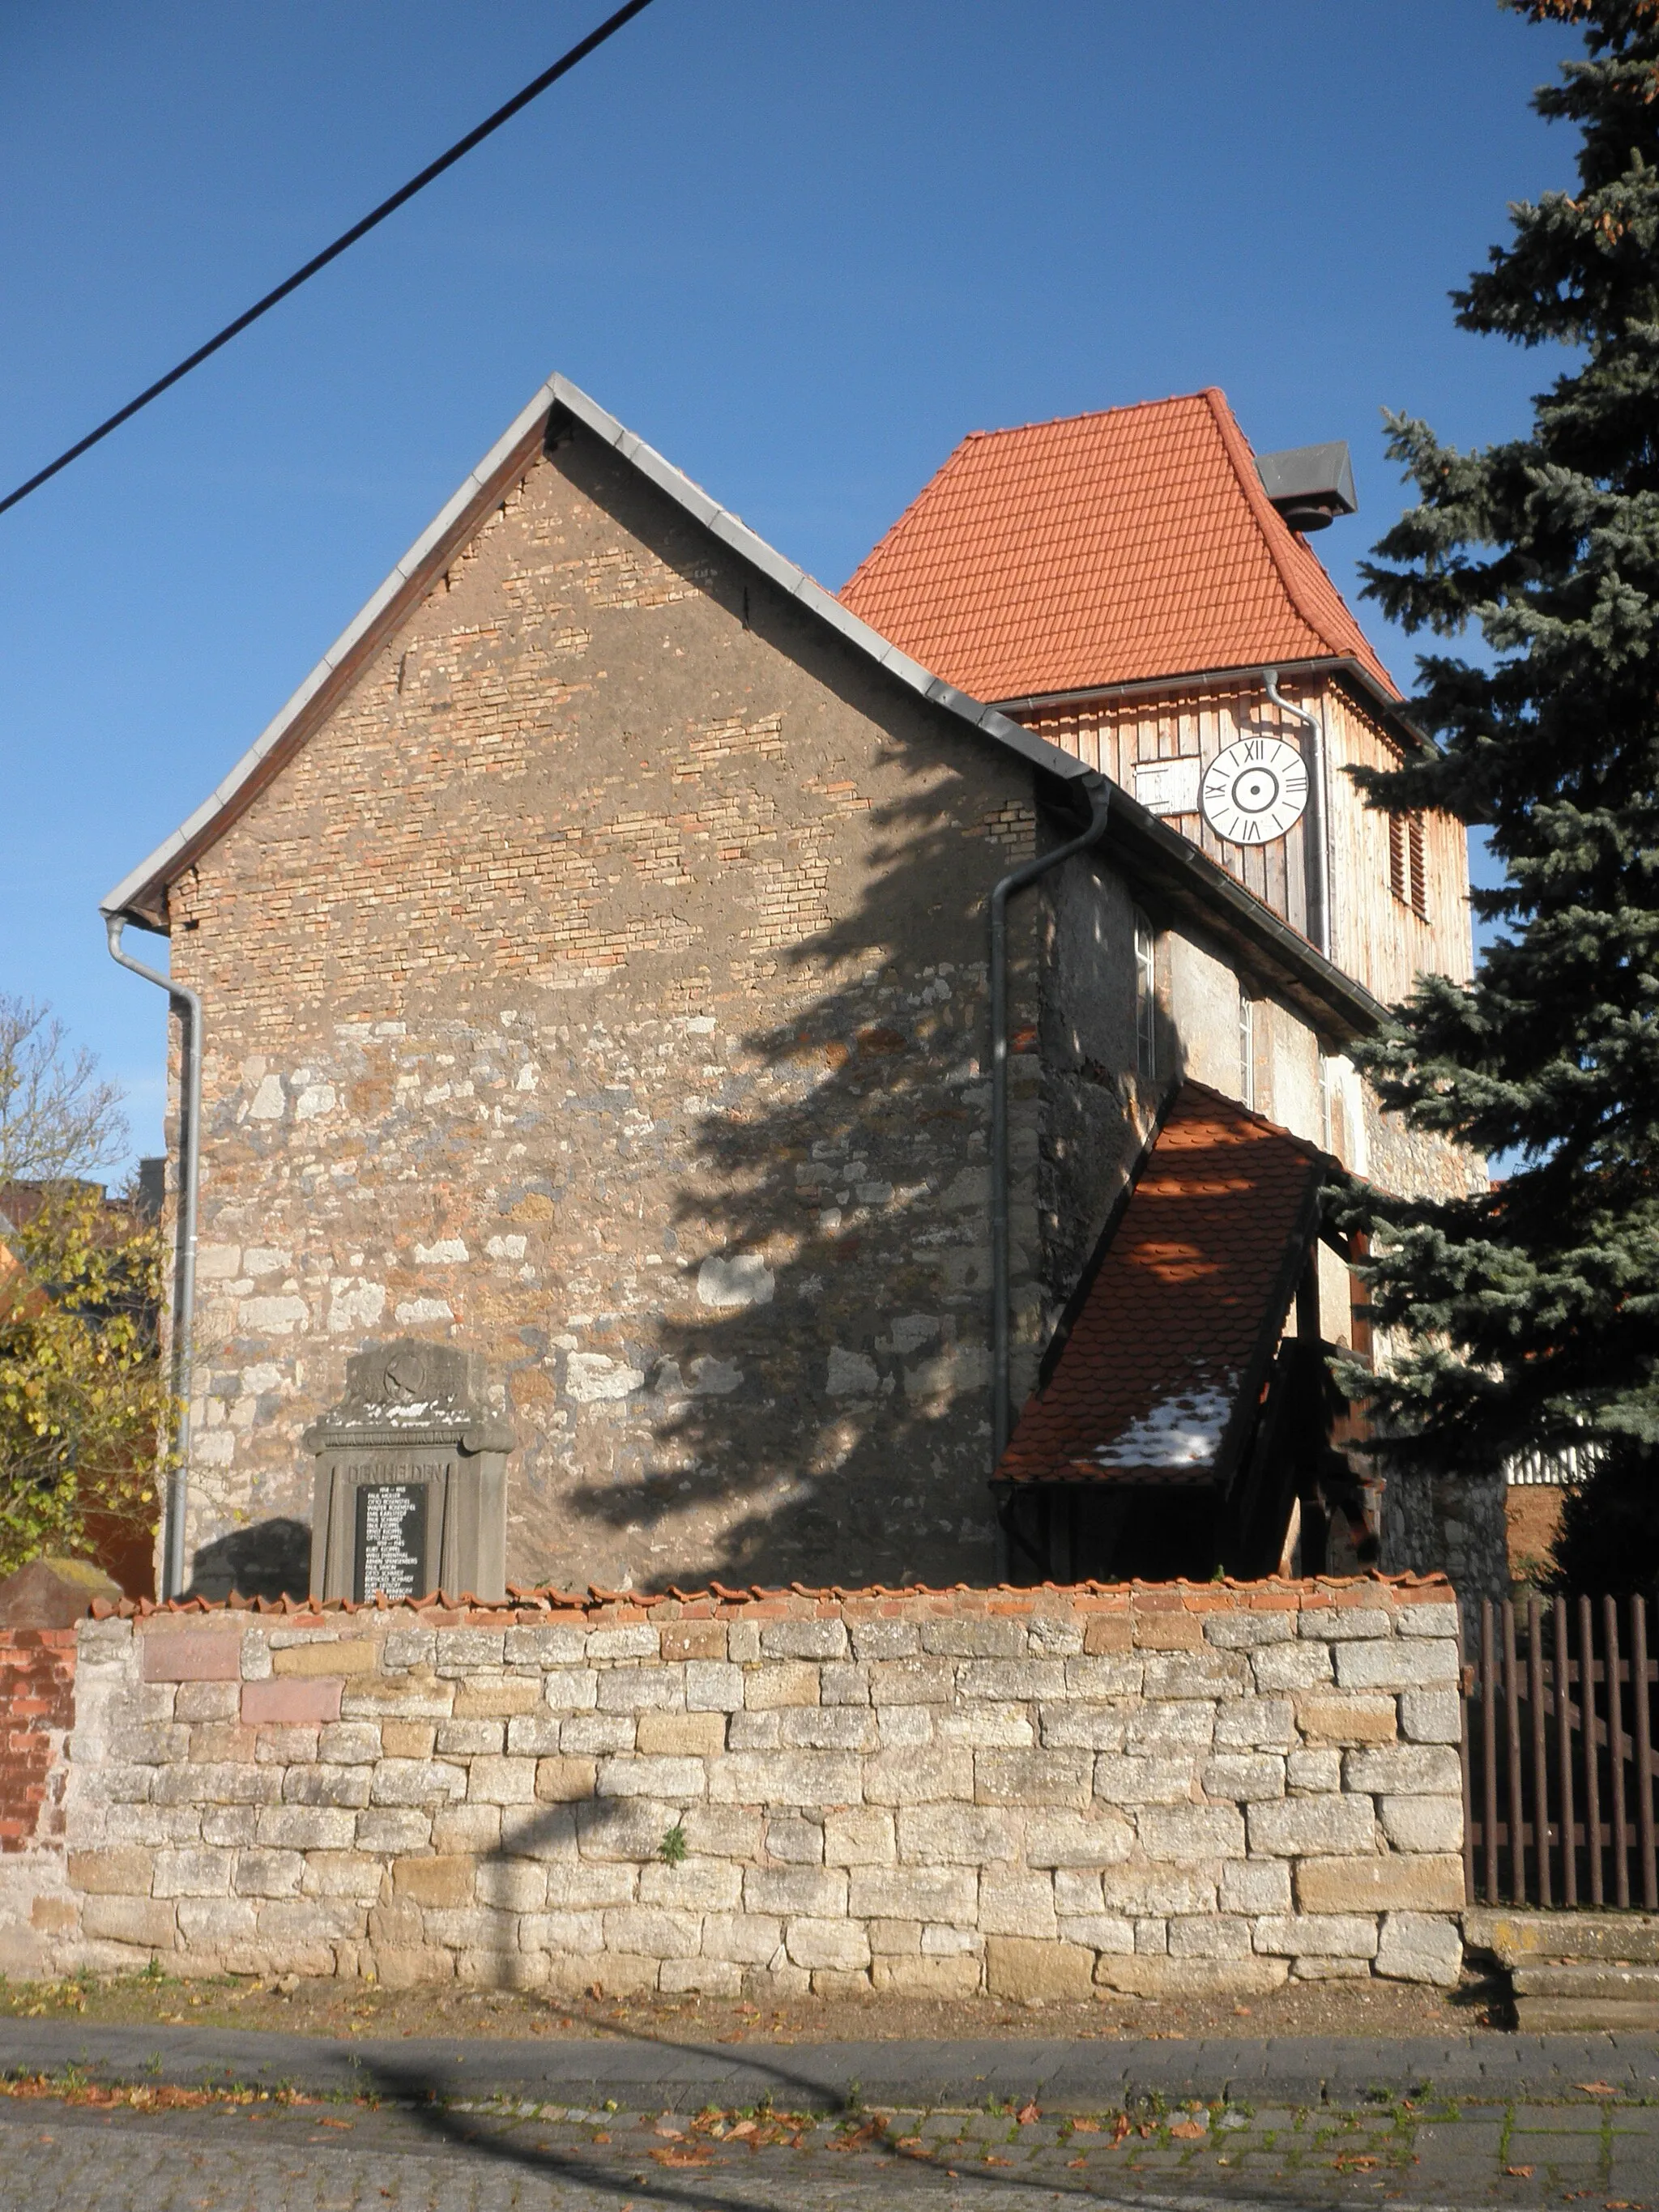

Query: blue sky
[[0, 2, 1579, 1178]]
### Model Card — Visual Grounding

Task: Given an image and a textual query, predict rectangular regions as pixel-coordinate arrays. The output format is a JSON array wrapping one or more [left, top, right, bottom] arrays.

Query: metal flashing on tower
[[1256, 441, 1358, 532]]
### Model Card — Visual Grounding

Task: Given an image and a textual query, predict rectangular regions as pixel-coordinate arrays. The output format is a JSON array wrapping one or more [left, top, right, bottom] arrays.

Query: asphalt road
[[6, 2022, 1659, 2110]]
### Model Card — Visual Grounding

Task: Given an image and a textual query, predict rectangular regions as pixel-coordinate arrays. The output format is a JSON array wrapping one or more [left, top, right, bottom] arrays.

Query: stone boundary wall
[[33, 1578, 1465, 1997]]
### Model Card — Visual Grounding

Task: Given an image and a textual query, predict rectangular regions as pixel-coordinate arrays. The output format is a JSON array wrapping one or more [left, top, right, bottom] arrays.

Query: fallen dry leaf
[[833, 2120, 884, 2152], [1068, 2155, 1088, 2168], [1072, 2119, 1099, 2134], [1111, 2115, 1131, 2146], [983, 2154, 1012, 2166], [1016, 2101, 1041, 2125], [1170, 2120, 1206, 2140], [0, 2078, 309, 2115], [650, 2147, 713, 2168], [1578, 2082, 1617, 2096], [1505, 2167, 1534, 2179]]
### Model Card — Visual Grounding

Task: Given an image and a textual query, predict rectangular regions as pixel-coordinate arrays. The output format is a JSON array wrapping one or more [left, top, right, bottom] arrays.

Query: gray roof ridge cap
[[100, 374, 567, 920], [101, 369, 1127, 921], [433, 378, 1092, 795]]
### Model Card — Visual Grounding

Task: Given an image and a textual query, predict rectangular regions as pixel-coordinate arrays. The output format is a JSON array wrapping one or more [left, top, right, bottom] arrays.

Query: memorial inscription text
[[352, 1468, 435, 1601]]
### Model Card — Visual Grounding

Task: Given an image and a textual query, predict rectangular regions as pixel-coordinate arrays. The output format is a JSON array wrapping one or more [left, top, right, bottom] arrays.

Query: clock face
[[1200, 737, 1309, 846]]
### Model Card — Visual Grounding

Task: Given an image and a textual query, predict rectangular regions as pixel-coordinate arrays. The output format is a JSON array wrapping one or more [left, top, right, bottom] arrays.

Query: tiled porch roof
[[998, 1083, 1328, 1490]]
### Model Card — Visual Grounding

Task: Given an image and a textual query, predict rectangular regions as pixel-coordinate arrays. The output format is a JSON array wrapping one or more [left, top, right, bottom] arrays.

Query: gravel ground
[[0, 1967, 1508, 2047]]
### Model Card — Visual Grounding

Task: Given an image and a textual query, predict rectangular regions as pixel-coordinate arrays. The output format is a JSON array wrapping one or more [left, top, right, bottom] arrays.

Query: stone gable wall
[[44, 1578, 1465, 1998], [164, 420, 1088, 1600]]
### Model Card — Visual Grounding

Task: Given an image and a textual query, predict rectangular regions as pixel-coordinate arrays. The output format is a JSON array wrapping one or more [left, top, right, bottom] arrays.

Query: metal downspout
[[1264, 667, 1331, 962], [106, 917, 201, 1600], [989, 775, 1113, 1544]]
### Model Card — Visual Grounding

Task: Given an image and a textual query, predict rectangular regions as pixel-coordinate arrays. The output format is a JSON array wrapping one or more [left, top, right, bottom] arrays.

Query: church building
[[100, 373, 1480, 1603]]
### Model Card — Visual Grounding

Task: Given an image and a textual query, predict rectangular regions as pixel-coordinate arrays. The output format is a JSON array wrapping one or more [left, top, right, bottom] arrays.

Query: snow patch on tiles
[[1093, 1370, 1237, 1468]]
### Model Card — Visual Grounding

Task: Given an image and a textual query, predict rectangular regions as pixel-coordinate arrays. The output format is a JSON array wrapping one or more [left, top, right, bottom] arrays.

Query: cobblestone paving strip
[[8, 2078, 1659, 2212]]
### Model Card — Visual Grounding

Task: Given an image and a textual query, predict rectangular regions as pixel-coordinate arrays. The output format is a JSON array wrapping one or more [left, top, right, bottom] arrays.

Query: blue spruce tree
[[1342, 0, 1659, 1589]]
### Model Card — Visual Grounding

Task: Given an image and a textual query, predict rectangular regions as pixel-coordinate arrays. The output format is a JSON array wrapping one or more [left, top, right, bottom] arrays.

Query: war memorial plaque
[[352, 1477, 430, 1603], [305, 1340, 511, 1603]]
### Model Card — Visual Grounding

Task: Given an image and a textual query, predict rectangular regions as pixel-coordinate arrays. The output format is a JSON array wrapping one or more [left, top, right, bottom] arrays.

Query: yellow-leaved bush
[[0, 1182, 172, 1578]]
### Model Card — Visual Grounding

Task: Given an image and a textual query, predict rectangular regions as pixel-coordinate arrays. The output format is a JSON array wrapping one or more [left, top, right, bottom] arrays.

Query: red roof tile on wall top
[[998, 1083, 1328, 1489], [93, 1570, 1452, 1622], [839, 390, 1397, 705]]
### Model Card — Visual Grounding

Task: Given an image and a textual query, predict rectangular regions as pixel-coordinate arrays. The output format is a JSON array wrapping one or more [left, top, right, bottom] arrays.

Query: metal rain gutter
[[988, 654, 1435, 760], [106, 918, 200, 1600], [989, 774, 1113, 1484], [1263, 667, 1332, 964]]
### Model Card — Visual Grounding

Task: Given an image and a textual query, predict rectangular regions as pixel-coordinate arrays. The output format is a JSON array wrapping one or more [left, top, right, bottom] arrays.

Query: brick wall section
[[1505, 1485, 1563, 1583], [0, 1631, 75, 1852], [50, 1575, 1466, 1997], [0, 1630, 79, 1971]]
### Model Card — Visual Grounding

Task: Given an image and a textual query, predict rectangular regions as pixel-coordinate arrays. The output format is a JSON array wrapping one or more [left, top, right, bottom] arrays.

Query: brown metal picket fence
[[1463, 1594, 1659, 1908]]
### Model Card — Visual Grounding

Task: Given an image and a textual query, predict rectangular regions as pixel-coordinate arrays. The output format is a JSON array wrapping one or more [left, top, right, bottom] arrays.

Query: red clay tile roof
[[839, 390, 1397, 705], [998, 1083, 1328, 1488]]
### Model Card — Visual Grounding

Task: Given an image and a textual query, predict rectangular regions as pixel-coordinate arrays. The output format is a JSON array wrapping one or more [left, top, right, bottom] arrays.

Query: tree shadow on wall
[[558, 762, 1139, 1596], [483, 425, 1151, 1600], [189, 1517, 310, 1602]]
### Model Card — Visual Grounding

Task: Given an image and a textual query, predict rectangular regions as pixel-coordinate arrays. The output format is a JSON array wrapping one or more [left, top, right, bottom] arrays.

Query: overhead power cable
[[0, 0, 657, 521]]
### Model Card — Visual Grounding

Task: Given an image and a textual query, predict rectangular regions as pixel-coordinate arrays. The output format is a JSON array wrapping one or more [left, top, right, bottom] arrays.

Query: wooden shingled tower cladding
[[842, 385, 1482, 1590], [841, 387, 1473, 1010]]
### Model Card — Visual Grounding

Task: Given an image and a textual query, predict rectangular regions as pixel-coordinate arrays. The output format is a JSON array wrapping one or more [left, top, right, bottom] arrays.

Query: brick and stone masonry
[[1, 1575, 1466, 1996], [162, 423, 1075, 1602]]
